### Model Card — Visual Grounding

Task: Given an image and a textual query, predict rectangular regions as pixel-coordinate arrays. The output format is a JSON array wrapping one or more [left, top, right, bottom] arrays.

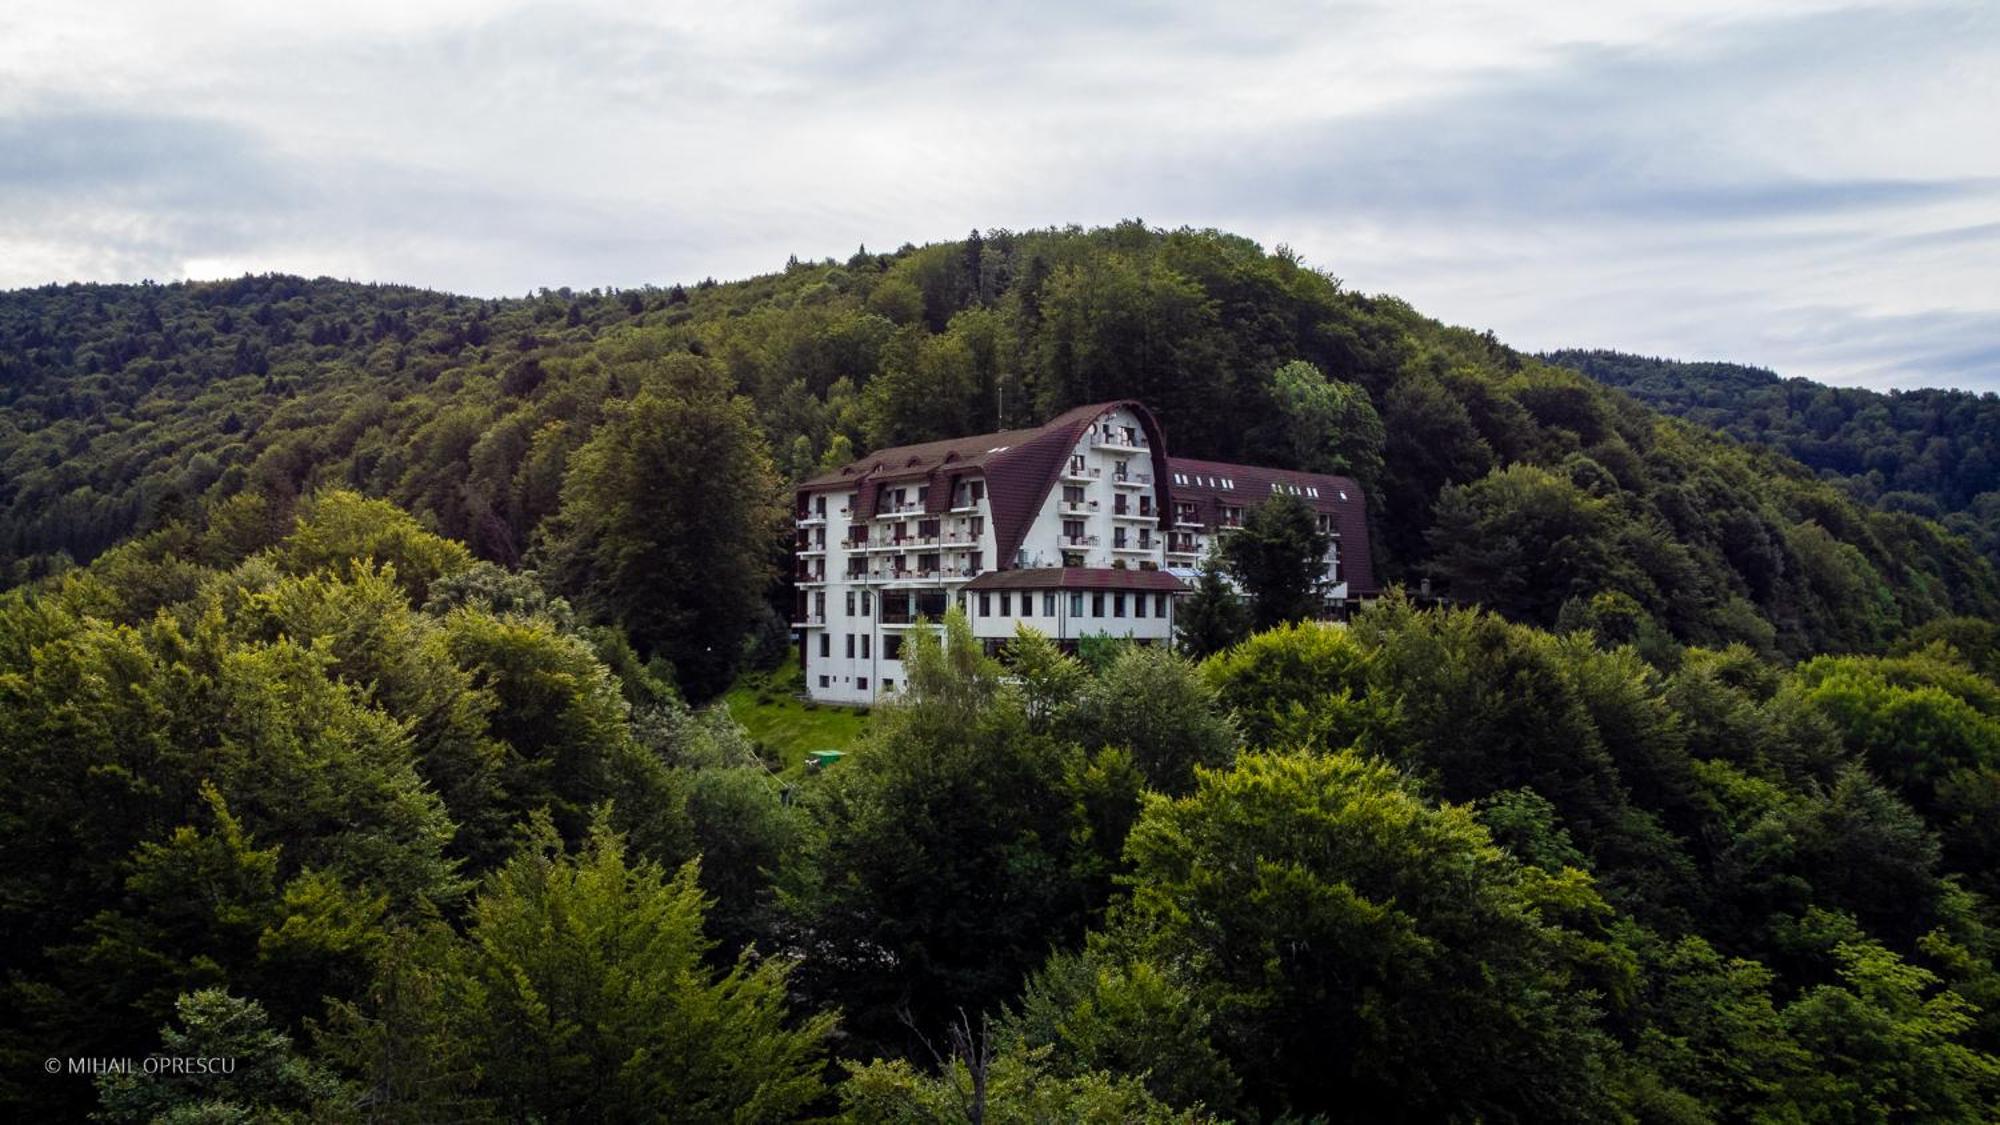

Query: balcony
[[794, 571, 827, 587], [942, 532, 979, 545], [1061, 534, 1100, 547], [1091, 433, 1147, 452], [873, 502, 927, 519], [1110, 540, 1155, 554], [1110, 508, 1153, 522], [1111, 472, 1153, 488], [792, 612, 827, 628], [797, 543, 826, 556], [794, 512, 827, 527], [1060, 499, 1098, 515], [1061, 464, 1102, 481]]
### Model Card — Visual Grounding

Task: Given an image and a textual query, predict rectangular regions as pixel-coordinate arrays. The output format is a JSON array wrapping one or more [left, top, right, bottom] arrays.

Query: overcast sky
[[2, 1, 1996, 390]]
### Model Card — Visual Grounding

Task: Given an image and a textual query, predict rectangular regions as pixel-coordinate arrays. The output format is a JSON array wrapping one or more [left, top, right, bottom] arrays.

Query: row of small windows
[[977, 590, 1169, 620], [818, 674, 892, 692], [818, 633, 909, 661], [1170, 471, 1234, 490]]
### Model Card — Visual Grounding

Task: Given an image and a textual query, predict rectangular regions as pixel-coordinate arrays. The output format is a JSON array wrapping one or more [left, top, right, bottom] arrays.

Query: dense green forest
[[5, 496, 2000, 1120], [7, 225, 2000, 1119], [1546, 349, 2000, 568], [3, 225, 1995, 683]]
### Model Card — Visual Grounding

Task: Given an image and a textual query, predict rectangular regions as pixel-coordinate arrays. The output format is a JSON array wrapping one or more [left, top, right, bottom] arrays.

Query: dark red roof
[[963, 567, 1189, 592], [799, 402, 1175, 569], [1167, 457, 1377, 596]]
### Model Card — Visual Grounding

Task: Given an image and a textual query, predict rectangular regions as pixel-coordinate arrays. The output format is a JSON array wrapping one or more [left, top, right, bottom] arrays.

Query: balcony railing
[[1060, 499, 1098, 514], [1111, 472, 1152, 487], [1062, 534, 1100, 547], [1061, 465, 1102, 480], [1091, 433, 1147, 452], [874, 502, 927, 518], [792, 612, 826, 627], [794, 513, 826, 527]]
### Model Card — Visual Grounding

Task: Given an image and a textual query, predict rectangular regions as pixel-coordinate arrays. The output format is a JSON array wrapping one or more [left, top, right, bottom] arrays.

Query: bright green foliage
[[1120, 749, 1620, 1121], [94, 989, 340, 1124], [1172, 560, 1249, 659], [1778, 914, 2000, 1122], [838, 1042, 1206, 1124], [1006, 623, 1089, 731], [1068, 645, 1236, 794], [273, 490, 475, 605], [435, 813, 831, 1122], [1200, 618, 1378, 751], [1220, 492, 1332, 629], [1003, 950, 1239, 1113], [781, 610, 1121, 1050], [538, 353, 784, 700], [1269, 359, 1386, 492]]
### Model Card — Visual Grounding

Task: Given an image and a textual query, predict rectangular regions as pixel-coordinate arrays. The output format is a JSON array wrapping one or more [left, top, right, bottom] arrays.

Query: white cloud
[[0, 0, 1994, 388]]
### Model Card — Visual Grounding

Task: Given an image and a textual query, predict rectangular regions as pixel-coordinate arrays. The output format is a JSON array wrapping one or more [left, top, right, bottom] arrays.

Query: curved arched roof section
[[797, 400, 1175, 570]]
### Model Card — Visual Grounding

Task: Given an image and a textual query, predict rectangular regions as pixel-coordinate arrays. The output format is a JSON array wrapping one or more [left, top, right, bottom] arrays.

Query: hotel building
[[791, 400, 1376, 705]]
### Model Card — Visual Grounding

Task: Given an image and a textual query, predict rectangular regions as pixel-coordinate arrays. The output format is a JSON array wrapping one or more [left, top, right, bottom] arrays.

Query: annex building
[[791, 400, 1377, 705]]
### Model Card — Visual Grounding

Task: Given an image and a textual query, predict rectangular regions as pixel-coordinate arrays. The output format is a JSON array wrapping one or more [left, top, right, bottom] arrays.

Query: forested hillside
[[1546, 348, 2000, 566], [3, 224, 1995, 690], [5, 498, 2000, 1120]]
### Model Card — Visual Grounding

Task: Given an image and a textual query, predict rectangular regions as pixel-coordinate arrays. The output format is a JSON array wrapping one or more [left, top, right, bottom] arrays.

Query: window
[[919, 518, 940, 538], [815, 591, 826, 617], [972, 481, 985, 502], [883, 679, 895, 692], [819, 634, 830, 658], [971, 516, 985, 537], [1000, 593, 1012, 616], [979, 592, 992, 616], [845, 635, 855, 659], [1064, 484, 1085, 504], [1070, 453, 1086, 473], [814, 495, 826, 516], [1114, 593, 1126, 618], [1135, 595, 1147, 619], [916, 485, 929, 504], [1063, 519, 1085, 541], [1044, 593, 1057, 617], [861, 635, 871, 659], [845, 591, 855, 615], [1070, 592, 1085, 617], [819, 675, 830, 689], [1155, 594, 1167, 617], [1113, 495, 1128, 514], [1020, 595, 1031, 618], [1092, 593, 1105, 617], [862, 591, 872, 615], [857, 676, 869, 691], [1113, 528, 1127, 548], [884, 634, 903, 660]]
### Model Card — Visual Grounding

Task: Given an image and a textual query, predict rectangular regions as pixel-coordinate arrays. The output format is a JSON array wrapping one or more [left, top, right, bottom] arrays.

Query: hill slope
[[2, 225, 1993, 675], [1545, 348, 2000, 564]]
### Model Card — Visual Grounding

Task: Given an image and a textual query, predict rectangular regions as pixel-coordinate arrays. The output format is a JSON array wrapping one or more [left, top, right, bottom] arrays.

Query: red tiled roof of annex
[[963, 567, 1188, 592]]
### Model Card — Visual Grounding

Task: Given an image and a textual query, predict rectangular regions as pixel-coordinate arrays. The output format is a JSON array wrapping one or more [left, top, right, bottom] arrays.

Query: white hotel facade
[[792, 400, 1376, 705]]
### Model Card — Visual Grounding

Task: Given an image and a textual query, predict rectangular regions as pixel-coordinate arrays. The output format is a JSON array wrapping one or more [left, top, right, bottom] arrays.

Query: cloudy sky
[[2, 1, 1996, 390]]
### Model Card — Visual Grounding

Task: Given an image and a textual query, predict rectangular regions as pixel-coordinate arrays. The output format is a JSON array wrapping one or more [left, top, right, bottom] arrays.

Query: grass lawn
[[723, 662, 874, 770]]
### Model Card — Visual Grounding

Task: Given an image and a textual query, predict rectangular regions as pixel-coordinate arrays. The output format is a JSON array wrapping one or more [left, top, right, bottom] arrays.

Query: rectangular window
[[971, 516, 985, 537], [1044, 593, 1057, 617], [1114, 593, 1126, 618], [1064, 484, 1085, 504], [1155, 594, 1167, 616], [857, 676, 869, 691], [1070, 592, 1085, 617], [862, 635, 872, 659], [1135, 595, 1147, 618], [819, 634, 830, 658], [815, 591, 826, 617], [819, 675, 830, 689], [1063, 519, 1084, 540], [1113, 528, 1127, 548], [980, 592, 992, 616], [846, 634, 856, 659], [862, 592, 872, 615], [884, 679, 895, 691], [1020, 594, 1031, 618], [971, 481, 985, 502], [1092, 593, 1105, 617], [1000, 593, 1012, 616], [1114, 495, 1128, 515], [845, 591, 855, 615], [884, 635, 903, 661]]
